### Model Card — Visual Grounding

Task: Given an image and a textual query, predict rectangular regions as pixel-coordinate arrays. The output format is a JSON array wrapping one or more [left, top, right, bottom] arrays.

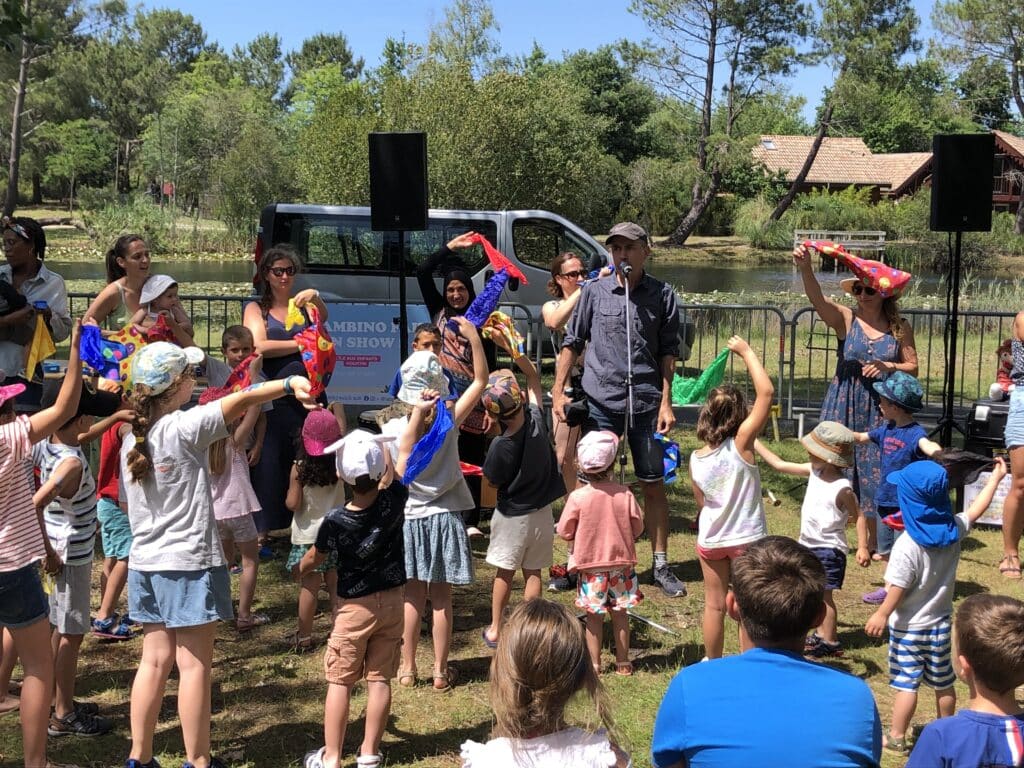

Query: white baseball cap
[[140, 274, 178, 306], [324, 430, 395, 485]]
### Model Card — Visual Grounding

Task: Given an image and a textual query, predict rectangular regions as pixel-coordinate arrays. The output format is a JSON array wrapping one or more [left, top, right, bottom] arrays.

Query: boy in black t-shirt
[[298, 429, 406, 768], [479, 355, 566, 648]]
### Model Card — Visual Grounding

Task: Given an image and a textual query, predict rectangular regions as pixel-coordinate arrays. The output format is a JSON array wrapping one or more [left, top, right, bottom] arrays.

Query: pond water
[[46, 257, 995, 297]]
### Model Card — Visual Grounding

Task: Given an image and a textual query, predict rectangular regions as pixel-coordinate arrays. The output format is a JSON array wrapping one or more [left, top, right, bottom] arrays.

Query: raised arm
[[451, 316, 488, 427], [243, 301, 301, 358], [232, 404, 262, 446], [395, 390, 439, 478], [512, 351, 542, 407], [220, 375, 315, 425], [730, 336, 775, 458], [793, 244, 850, 335], [542, 291, 582, 333], [965, 457, 1008, 525], [293, 288, 328, 320], [285, 463, 302, 513], [78, 409, 133, 445], [753, 439, 811, 477], [28, 322, 82, 443], [417, 232, 479, 318]]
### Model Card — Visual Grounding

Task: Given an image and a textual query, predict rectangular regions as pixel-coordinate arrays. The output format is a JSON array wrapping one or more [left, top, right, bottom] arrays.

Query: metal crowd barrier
[[66, 293, 1015, 419]]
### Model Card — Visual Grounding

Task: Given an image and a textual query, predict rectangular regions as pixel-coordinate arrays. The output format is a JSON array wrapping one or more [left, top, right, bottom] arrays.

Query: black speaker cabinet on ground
[[930, 133, 994, 232], [369, 132, 428, 232]]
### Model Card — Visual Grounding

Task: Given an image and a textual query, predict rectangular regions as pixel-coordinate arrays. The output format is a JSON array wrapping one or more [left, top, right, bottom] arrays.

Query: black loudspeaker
[[930, 133, 994, 232], [369, 132, 428, 232]]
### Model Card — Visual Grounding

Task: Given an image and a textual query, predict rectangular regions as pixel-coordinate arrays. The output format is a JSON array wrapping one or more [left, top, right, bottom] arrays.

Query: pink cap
[[0, 381, 26, 408], [302, 408, 342, 456], [576, 430, 619, 473]]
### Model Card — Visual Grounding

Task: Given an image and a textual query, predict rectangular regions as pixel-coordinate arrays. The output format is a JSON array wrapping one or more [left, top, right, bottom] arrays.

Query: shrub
[[733, 196, 790, 249]]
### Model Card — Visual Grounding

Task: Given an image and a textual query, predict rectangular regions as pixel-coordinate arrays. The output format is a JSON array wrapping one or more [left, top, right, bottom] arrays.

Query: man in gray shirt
[[552, 221, 685, 596]]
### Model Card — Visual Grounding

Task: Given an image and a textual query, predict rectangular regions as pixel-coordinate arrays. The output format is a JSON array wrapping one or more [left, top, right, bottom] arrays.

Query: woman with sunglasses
[[244, 246, 328, 553], [542, 251, 611, 495], [793, 243, 918, 562], [0, 217, 71, 404], [84, 234, 152, 328]]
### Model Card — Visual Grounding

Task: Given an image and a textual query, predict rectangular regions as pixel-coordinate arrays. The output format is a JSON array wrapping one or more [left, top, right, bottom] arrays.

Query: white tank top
[[799, 470, 853, 551], [690, 437, 767, 549], [291, 482, 346, 545]]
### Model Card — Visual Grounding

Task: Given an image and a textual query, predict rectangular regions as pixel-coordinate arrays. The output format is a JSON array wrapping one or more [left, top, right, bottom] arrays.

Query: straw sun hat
[[801, 421, 855, 467]]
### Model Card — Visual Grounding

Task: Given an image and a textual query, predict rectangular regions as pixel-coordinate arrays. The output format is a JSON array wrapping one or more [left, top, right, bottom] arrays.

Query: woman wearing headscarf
[[416, 232, 497, 536]]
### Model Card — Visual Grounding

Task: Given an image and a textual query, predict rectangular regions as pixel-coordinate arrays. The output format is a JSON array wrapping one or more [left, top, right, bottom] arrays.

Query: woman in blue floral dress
[[793, 244, 918, 557]]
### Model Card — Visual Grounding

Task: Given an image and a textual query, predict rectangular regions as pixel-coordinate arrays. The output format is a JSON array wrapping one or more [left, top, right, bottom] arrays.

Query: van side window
[[512, 218, 602, 271], [275, 215, 386, 270], [407, 220, 497, 274]]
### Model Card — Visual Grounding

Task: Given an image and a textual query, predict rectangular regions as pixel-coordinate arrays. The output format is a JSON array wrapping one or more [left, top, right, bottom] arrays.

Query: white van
[[254, 203, 692, 405]]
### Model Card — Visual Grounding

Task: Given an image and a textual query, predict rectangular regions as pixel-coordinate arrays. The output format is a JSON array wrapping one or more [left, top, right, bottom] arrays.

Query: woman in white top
[[84, 234, 151, 328], [689, 336, 773, 659]]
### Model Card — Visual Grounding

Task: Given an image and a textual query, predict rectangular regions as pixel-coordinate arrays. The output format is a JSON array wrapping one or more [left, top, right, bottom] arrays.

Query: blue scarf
[[402, 398, 454, 486]]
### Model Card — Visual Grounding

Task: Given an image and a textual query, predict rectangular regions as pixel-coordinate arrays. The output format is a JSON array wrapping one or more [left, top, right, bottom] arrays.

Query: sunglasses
[[560, 270, 585, 279], [268, 266, 296, 277], [852, 284, 877, 296]]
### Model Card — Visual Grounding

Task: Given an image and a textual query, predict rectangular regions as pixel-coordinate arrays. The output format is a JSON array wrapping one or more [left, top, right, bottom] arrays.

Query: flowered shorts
[[574, 568, 642, 615]]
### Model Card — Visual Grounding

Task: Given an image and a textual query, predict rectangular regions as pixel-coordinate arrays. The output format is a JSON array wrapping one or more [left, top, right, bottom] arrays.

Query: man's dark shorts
[[583, 398, 665, 482]]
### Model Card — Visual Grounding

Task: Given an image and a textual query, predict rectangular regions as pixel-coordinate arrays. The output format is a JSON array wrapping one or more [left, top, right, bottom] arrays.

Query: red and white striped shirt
[[0, 416, 44, 572]]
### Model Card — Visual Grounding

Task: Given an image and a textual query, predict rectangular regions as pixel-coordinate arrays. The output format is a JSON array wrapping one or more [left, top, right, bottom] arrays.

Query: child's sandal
[[432, 665, 459, 691], [236, 613, 270, 632], [615, 661, 634, 677], [884, 733, 908, 754], [398, 668, 417, 687]]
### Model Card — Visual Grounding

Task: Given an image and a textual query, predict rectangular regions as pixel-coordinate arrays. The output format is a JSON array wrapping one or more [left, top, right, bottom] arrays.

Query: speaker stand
[[931, 229, 966, 445], [397, 230, 409, 362]]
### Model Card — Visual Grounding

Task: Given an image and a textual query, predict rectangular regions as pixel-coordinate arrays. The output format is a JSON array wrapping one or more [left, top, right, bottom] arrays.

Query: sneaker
[[304, 747, 327, 768], [465, 526, 484, 539], [47, 709, 112, 737], [547, 575, 575, 592], [862, 586, 888, 605], [183, 759, 228, 768], [125, 759, 161, 768], [258, 545, 275, 560], [806, 638, 843, 658], [653, 564, 687, 597], [92, 616, 132, 640]]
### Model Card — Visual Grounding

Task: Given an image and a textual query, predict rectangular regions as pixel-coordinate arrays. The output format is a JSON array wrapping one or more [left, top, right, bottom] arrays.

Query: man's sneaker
[[862, 586, 888, 605], [125, 758, 161, 768], [47, 709, 112, 737], [92, 616, 132, 640], [653, 564, 687, 597]]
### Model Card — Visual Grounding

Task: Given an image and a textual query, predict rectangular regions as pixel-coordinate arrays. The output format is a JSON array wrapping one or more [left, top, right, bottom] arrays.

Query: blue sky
[[143, 0, 939, 123]]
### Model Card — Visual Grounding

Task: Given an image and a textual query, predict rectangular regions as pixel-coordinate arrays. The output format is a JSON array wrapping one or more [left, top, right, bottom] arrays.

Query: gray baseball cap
[[605, 222, 649, 243]]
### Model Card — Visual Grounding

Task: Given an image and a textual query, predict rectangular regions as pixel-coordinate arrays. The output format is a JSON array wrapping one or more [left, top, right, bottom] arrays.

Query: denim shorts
[[0, 563, 49, 629], [128, 566, 234, 628], [97, 497, 132, 560], [1006, 388, 1024, 449], [583, 399, 664, 482], [809, 547, 847, 590]]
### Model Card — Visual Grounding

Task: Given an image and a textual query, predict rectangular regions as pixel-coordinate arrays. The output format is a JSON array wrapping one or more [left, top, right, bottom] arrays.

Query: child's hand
[[856, 547, 871, 567], [991, 456, 1008, 482], [864, 611, 887, 638], [452, 316, 477, 340], [247, 444, 262, 467], [289, 376, 317, 409], [44, 548, 63, 576], [414, 388, 441, 413], [113, 408, 135, 424], [726, 335, 750, 356], [249, 353, 263, 381]]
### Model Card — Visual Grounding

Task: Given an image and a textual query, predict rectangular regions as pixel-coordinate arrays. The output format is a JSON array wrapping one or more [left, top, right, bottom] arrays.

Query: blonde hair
[[125, 372, 193, 483], [696, 385, 747, 447], [207, 435, 229, 476], [882, 296, 905, 342], [489, 599, 615, 740]]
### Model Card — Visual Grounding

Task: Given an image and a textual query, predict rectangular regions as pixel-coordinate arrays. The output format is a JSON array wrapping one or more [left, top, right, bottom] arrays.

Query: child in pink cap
[[285, 407, 346, 651], [556, 429, 645, 676]]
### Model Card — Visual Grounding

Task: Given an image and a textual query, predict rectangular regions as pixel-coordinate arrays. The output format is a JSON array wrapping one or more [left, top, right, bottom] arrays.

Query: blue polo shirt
[[652, 647, 881, 768], [868, 421, 928, 507]]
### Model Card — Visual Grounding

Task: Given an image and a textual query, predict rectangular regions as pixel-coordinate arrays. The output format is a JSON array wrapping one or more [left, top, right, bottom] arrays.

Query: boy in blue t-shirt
[[905, 593, 1024, 768], [854, 371, 941, 604]]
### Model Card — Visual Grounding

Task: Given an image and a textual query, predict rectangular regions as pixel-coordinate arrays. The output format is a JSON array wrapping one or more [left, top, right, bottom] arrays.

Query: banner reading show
[[322, 303, 431, 405]]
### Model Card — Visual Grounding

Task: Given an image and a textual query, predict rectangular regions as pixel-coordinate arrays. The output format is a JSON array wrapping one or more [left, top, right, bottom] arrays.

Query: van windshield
[[271, 213, 497, 274]]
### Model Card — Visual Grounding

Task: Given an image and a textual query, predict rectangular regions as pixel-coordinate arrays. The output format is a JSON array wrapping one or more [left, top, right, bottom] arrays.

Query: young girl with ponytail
[[120, 341, 314, 768]]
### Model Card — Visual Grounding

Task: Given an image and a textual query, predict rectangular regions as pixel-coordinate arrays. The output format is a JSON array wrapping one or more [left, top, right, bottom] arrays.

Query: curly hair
[[546, 251, 584, 298], [696, 384, 748, 446], [295, 442, 338, 488], [105, 234, 145, 282], [489, 598, 615, 741], [125, 372, 193, 483]]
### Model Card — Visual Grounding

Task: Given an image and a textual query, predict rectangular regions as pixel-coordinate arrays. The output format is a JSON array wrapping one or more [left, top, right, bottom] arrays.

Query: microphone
[[619, 263, 633, 275]]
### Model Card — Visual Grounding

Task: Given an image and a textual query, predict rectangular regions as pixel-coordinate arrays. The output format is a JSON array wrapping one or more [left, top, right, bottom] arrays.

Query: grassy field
[[2, 435, 1022, 768]]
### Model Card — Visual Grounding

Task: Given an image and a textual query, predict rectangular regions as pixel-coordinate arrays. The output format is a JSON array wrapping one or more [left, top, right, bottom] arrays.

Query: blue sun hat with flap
[[887, 460, 958, 547]]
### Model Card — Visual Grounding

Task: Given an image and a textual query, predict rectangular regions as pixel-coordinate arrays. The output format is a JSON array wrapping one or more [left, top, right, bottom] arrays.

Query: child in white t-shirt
[[754, 421, 869, 657], [689, 336, 773, 659], [120, 341, 315, 768], [460, 598, 630, 768], [864, 458, 1007, 755]]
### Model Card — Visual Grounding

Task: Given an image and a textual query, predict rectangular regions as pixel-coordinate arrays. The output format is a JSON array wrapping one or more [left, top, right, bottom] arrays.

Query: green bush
[[82, 196, 174, 253], [617, 157, 694, 236], [733, 195, 790, 249], [694, 194, 738, 236]]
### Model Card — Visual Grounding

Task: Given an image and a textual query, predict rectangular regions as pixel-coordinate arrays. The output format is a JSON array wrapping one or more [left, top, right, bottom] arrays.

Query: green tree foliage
[[35, 118, 116, 211], [232, 32, 284, 99], [629, 0, 811, 243], [426, 0, 501, 78], [283, 31, 363, 104], [559, 46, 657, 164], [955, 56, 1014, 129]]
